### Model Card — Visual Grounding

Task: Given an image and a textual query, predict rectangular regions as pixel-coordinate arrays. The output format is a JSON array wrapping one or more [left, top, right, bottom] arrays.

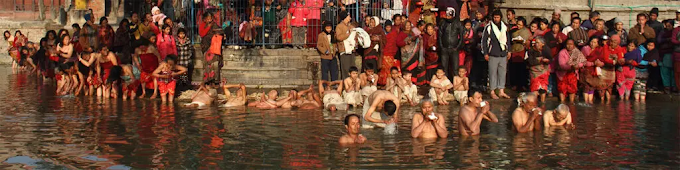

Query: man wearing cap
[[552, 9, 566, 29], [335, 11, 355, 79], [608, 18, 629, 47], [481, 10, 512, 99], [581, 11, 600, 30], [675, 10, 680, 28], [439, 7, 464, 80], [629, 13, 656, 46], [648, 8, 664, 36], [80, 12, 99, 50]]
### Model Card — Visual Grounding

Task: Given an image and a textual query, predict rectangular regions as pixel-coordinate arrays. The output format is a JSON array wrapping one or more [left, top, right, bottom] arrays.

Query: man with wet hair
[[411, 100, 449, 138], [543, 104, 575, 128], [458, 89, 498, 136], [512, 92, 543, 133], [339, 114, 367, 145], [362, 90, 400, 128]]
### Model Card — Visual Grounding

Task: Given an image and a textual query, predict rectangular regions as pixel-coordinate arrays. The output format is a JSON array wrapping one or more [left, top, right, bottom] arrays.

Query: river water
[[0, 67, 678, 169]]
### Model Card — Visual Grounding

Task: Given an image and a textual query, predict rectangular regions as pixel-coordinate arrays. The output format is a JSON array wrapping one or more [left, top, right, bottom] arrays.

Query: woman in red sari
[[580, 37, 611, 104], [96, 46, 119, 98], [134, 38, 161, 99]]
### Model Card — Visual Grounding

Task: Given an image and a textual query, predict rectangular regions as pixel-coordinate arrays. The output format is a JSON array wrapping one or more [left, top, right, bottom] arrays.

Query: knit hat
[[677, 9, 680, 13], [554, 8, 562, 15], [651, 8, 659, 15], [613, 17, 623, 24], [152, 6, 161, 14], [339, 11, 349, 21], [384, 20, 393, 26]]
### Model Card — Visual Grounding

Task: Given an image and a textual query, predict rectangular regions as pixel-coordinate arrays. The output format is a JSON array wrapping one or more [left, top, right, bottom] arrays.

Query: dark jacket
[[438, 18, 464, 50], [481, 22, 512, 57], [647, 20, 663, 36]]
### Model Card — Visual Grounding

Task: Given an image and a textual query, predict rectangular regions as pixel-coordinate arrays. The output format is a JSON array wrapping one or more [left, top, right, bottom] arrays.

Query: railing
[[182, 0, 413, 47]]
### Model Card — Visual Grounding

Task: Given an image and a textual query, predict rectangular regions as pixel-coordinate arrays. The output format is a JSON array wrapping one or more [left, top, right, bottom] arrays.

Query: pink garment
[[289, 1, 309, 26], [616, 66, 636, 96], [556, 49, 584, 80], [156, 34, 177, 60], [306, 0, 323, 20]]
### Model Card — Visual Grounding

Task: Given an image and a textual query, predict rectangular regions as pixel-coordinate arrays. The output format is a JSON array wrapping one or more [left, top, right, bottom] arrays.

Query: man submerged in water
[[339, 114, 367, 145], [458, 89, 499, 136], [512, 92, 543, 133], [247, 90, 294, 109], [411, 100, 449, 138], [220, 80, 247, 107], [362, 90, 400, 128], [543, 104, 575, 129]]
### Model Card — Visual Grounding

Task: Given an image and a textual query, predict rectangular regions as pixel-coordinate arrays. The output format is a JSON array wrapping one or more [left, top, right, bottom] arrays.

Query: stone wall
[[192, 48, 323, 88], [498, 0, 680, 28]]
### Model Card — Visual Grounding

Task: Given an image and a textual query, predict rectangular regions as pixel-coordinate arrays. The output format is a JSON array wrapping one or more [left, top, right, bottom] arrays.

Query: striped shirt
[[568, 27, 588, 47]]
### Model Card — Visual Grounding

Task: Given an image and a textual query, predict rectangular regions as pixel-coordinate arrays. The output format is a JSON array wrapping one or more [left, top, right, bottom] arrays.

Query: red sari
[[139, 47, 160, 89], [378, 30, 407, 85]]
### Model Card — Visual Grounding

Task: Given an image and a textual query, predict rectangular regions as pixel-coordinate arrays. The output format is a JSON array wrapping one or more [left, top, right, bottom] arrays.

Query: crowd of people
[[317, 5, 680, 105], [3, 6, 227, 102]]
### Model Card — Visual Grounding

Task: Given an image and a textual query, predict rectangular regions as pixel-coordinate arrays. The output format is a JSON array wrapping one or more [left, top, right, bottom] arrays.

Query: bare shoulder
[[338, 135, 352, 144], [412, 112, 424, 119], [512, 108, 525, 118]]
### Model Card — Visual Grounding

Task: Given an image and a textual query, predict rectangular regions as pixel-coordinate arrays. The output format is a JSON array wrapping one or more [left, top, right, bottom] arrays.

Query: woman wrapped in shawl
[[578, 37, 611, 103], [97, 17, 115, 50], [601, 35, 626, 101], [400, 22, 428, 85], [557, 39, 587, 103], [617, 42, 640, 100], [526, 36, 552, 102]]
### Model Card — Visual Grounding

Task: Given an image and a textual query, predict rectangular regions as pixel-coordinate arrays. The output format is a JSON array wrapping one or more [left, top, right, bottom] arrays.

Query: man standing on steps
[[336, 11, 355, 79], [438, 7, 464, 80], [481, 10, 511, 99]]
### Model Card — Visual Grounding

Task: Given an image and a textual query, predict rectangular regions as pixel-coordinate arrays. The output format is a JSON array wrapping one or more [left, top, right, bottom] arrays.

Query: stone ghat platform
[[193, 48, 324, 89]]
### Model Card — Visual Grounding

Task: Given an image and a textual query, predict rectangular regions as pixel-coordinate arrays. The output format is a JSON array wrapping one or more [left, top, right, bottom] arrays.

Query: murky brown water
[[0, 66, 678, 169]]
